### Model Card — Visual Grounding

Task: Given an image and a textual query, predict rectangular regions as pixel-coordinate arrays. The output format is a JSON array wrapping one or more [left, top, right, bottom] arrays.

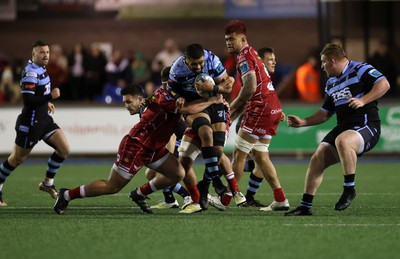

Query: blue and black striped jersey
[[20, 60, 52, 119], [167, 49, 226, 101], [322, 61, 385, 126]]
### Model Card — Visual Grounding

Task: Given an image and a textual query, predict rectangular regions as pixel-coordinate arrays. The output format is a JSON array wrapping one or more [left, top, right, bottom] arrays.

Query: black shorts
[[322, 122, 380, 156], [203, 103, 227, 125], [183, 103, 227, 125], [15, 115, 60, 149]]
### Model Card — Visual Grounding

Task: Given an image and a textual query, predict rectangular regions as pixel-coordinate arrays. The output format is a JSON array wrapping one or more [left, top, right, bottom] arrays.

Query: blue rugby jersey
[[167, 49, 226, 101], [322, 61, 385, 126], [20, 60, 52, 120]]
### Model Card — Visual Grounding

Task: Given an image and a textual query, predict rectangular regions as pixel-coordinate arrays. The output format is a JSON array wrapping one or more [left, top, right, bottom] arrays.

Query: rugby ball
[[195, 73, 215, 98]]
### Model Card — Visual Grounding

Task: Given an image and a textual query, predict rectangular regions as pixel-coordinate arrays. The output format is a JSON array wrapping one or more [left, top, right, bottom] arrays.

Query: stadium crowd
[[1, 37, 399, 106]]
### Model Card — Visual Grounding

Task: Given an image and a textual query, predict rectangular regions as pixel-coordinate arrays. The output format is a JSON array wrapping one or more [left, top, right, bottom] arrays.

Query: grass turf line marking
[[283, 223, 400, 227]]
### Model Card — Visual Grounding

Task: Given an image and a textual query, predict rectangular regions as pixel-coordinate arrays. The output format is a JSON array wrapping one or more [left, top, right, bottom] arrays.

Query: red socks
[[273, 188, 286, 202], [220, 192, 233, 206], [225, 172, 240, 193], [68, 186, 84, 200], [139, 182, 153, 196], [186, 184, 200, 204]]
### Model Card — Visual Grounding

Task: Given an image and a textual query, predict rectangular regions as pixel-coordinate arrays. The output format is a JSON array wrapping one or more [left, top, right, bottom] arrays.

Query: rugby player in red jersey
[[54, 84, 223, 214], [224, 20, 290, 212]]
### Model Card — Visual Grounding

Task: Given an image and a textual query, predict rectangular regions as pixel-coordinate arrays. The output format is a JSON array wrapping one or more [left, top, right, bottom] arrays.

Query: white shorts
[[235, 134, 270, 154], [178, 139, 201, 161]]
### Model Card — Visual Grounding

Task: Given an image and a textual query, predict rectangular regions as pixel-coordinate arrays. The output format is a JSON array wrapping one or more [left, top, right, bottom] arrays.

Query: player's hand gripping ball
[[195, 73, 215, 98]]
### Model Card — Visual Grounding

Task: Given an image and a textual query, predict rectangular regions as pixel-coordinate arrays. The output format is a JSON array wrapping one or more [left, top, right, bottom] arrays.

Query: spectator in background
[[151, 38, 181, 85], [143, 81, 157, 98], [105, 49, 132, 88], [295, 52, 322, 103], [131, 51, 151, 86], [12, 59, 24, 85], [0, 52, 9, 76], [68, 43, 87, 100], [50, 44, 68, 72], [83, 45, 107, 101], [368, 40, 397, 97], [0, 65, 20, 104], [46, 48, 68, 99]]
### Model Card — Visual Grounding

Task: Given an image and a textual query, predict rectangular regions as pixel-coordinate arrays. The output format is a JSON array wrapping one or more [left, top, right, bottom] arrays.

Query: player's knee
[[104, 180, 122, 194], [177, 169, 185, 182], [334, 136, 348, 151], [107, 186, 121, 194], [172, 166, 185, 183], [145, 168, 156, 180], [9, 155, 26, 167], [192, 117, 211, 135], [56, 145, 70, 159], [213, 131, 225, 147], [310, 151, 325, 169]]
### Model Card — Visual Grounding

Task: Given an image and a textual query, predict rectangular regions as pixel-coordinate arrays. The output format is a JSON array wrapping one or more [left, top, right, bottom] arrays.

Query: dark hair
[[32, 40, 49, 48], [184, 44, 204, 60], [225, 20, 247, 35], [121, 84, 145, 97], [161, 66, 171, 82], [258, 47, 274, 59]]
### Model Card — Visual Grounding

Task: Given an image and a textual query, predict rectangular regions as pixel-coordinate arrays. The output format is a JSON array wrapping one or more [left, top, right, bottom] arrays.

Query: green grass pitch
[[0, 157, 399, 259]]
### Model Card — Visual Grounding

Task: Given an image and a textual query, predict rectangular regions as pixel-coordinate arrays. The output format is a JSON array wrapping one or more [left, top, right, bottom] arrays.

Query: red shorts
[[241, 94, 282, 137], [113, 135, 168, 180]]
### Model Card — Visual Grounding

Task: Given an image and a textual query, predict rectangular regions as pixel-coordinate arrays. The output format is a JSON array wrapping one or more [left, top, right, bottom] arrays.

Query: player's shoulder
[[170, 55, 189, 77], [153, 87, 175, 102], [238, 46, 255, 62], [203, 49, 215, 58], [204, 49, 222, 63], [351, 60, 380, 77], [349, 60, 375, 73], [326, 77, 336, 86], [23, 61, 45, 77]]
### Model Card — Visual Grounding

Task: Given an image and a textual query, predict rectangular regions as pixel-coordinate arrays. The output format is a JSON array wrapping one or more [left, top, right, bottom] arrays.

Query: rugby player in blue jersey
[[167, 43, 244, 210], [0, 40, 70, 206], [285, 43, 390, 216]]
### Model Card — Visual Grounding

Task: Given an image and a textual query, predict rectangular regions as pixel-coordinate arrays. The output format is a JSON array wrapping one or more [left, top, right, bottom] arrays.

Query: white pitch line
[[283, 223, 400, 227], [28, 192, 400, 197], [2, 206, 138, 210]]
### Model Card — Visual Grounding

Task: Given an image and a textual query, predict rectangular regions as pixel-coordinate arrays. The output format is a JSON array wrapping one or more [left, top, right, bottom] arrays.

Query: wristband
[[213, 84, 219, 95]]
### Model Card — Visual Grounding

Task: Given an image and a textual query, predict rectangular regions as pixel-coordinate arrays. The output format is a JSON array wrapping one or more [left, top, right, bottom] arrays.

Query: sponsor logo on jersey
[[368, 69, 382, 78], [24, 83, 35, 89], [239, 61, 250, 74], [271, 108, 282, 114], [254, 127, 266, 135], [331, 87, 352, 102], [26, 72, 37, 77], [216, 62, 225, 74]]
